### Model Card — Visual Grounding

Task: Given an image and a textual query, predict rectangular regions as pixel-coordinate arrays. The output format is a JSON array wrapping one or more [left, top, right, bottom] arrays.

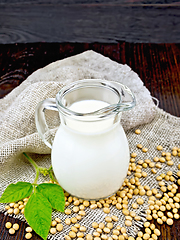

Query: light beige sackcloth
[[0, 50, 180, 239]]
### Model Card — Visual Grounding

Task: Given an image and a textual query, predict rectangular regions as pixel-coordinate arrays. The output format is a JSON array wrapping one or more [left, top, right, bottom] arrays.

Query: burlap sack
[[0, 51, 179, 239]]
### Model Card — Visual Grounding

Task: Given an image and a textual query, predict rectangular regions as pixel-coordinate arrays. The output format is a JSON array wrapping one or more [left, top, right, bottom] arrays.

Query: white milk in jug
[[51, 99, 130, 200]]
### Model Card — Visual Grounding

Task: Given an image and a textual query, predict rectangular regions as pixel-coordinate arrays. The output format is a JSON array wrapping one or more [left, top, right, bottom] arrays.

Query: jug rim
[[56, 79, 135, 120]]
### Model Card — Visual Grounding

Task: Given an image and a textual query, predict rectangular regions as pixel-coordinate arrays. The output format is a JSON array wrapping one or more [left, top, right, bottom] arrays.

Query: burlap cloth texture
[[0, 50, 180, 239]]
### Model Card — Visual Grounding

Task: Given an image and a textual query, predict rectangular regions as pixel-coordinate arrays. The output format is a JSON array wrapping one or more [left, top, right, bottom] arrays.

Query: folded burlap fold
[[0, 50, 156, 164]]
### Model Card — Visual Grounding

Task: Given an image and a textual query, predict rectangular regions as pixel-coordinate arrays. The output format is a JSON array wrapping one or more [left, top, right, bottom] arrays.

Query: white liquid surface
[[52, 100, 129, 199], [67, 100, 115, 133], [69, 99, 109, 113]]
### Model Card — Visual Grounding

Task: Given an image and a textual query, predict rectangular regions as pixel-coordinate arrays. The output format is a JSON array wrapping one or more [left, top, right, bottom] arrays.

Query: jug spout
[[76, 81, 136, 118]]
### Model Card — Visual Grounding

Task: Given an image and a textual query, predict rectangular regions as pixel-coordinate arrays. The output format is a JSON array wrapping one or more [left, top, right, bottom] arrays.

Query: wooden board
[[0, 1, 180, 43]]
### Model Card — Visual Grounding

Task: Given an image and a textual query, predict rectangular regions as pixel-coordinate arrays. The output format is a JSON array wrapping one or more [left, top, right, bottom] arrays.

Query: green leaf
[[36, 183, 65, 212], [0, 182, 33, 203], [24, 192, 52, 240]]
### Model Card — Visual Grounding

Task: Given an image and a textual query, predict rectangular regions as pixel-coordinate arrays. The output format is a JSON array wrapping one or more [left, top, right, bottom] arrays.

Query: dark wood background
[[1, 0, 180, 44]]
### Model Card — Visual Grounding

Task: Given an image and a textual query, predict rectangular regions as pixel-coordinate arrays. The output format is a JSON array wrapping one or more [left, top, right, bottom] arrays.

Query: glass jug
[[35, 79, 135, 200]]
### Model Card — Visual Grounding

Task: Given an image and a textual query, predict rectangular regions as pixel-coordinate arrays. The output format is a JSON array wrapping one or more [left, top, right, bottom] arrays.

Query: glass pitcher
[[35, 79, 135, 200]]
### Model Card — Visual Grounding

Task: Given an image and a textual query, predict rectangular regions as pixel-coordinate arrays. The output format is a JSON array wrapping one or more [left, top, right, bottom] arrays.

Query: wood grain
[[0, 1, 180, 43], [0, 42, 180, 240]]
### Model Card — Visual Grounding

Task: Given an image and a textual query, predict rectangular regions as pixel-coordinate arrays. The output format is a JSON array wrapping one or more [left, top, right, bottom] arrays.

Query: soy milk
[[51, 99, 130, 200], [69, 99, 109, 113]]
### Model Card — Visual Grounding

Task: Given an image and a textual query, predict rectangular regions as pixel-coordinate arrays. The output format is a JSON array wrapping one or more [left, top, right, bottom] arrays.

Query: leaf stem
[[34, 168, 40, 184], [23, 153, 40, 184], [33, 184, 37, 193], [48, 166, 53, 171], [49, 170, 57, 183], [23, 152, 56, 184], [23, 152, 39, 170]]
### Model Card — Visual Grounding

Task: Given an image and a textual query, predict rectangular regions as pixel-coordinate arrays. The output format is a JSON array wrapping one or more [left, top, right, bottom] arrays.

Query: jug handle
[[35, 98, 58, 149]]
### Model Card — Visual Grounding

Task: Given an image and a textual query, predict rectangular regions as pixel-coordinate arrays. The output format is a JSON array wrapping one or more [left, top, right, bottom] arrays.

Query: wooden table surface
[[0, 42, 180, 239]]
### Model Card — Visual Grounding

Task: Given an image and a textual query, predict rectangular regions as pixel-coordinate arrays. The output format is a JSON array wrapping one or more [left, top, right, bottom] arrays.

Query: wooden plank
[[0, 3, 180, 43], [0, 0, 180, 5]]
